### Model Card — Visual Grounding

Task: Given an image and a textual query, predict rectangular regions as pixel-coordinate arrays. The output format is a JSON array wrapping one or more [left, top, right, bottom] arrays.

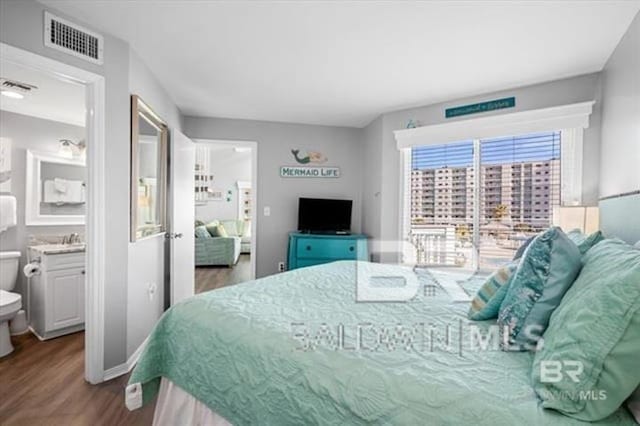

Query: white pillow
[[629, 386, 640, 423]]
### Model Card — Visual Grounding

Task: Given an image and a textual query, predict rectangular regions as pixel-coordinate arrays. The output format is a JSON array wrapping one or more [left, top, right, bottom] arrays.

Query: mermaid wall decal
[[291, 149, 328, 164]]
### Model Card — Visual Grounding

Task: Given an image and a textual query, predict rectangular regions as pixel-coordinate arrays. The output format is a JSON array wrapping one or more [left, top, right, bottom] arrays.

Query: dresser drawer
[[296, 238, 359, 260], [295, 258, 336, 268]]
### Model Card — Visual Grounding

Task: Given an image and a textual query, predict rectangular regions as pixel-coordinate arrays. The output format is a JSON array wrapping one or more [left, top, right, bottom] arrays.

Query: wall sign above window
[[445, 97, 515, 118]]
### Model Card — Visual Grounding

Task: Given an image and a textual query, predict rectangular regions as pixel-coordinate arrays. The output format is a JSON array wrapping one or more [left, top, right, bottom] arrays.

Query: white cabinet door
[[46, 267, 85, 330]]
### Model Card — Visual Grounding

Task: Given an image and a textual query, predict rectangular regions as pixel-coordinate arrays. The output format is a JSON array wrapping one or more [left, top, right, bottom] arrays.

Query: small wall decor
[[209, 189, 224, 201], [195, 146, 216, 202], [406, 119, 419, 129], [282, 148, 340, 179], [280, 166, 340, 178], [290, 149, 327, 164], [445, 97, 515, 118]]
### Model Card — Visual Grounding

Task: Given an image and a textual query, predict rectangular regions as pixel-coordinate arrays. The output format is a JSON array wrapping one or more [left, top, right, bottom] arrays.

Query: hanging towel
[[0, 194, 17, 232], [44, 180, 85, 204], [53, 178, 68, 193]]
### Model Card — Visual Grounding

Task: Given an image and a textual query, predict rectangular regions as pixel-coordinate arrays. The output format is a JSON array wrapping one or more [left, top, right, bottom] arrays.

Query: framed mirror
[[130, 95, 168, 241], [25, 150, 86, 226]]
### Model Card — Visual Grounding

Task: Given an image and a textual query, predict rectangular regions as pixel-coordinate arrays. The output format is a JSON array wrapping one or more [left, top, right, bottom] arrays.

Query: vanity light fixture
[[58, 139, 86, 159], [0, 90, 24, 99]]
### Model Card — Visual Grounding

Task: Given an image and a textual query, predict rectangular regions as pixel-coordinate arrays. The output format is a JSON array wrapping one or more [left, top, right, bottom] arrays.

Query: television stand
[[287, 232, 368, 270], [302, 230, 351, 236]]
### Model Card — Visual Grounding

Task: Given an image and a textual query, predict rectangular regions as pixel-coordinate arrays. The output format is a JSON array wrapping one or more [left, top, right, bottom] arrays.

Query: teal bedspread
[[128, 261, 635, 425]]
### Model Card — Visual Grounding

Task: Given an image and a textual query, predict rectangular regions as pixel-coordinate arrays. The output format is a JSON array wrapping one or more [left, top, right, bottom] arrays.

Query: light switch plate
[[263, 206, 271, 216]]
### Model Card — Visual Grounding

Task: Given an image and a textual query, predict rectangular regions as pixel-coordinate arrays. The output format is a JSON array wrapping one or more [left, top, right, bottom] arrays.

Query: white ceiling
[[41, 1, 639, 128], [0, 60, 85, 126]]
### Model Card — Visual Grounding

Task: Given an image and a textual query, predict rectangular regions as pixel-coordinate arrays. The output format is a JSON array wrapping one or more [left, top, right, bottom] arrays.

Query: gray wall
[[184, 117, 363, 277], [363, 73, 604, 251], [126, 49, 183, 359], [1, 0, 130, 370], [0, 0, 180, 370], [0, 110, 85, 297], [195, 146, 252, 222], [361, 115, 383, 245], [599, 12, 640, 198]]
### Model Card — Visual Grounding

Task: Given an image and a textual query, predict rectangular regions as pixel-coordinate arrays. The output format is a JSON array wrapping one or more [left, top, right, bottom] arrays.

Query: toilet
[[0, 251, 22, 357]]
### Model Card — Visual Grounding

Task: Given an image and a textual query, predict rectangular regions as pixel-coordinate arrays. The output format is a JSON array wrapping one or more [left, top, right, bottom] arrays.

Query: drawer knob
[[81, 270, 86, 275], [349, 246, 354, 252], [306, 245, 312, 251]]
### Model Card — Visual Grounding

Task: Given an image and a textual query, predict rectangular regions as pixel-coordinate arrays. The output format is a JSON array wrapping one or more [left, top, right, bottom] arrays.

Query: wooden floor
[[195, 254, 252, 293], [0, 331, 155, 426], [0, 255, 252, 425]]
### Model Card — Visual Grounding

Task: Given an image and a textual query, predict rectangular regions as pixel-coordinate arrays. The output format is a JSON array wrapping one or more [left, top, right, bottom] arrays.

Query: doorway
[[193, 139, 257, 293], [0, 43, 106, 384]]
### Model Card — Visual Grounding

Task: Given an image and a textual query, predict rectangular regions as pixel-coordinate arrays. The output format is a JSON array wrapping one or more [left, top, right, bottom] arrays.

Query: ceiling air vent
[[44, 11, 103, 65]]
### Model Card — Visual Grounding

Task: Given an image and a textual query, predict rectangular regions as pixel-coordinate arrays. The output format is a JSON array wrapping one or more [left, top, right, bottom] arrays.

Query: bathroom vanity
[[27, 244, 85, 340]]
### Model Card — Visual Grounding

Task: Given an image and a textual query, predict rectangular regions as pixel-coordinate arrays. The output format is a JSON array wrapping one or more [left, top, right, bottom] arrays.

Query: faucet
[[62, 233, 81, 245]]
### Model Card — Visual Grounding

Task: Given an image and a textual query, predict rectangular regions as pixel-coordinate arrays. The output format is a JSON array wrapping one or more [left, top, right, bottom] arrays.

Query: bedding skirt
[[153, 378, 231, 426]]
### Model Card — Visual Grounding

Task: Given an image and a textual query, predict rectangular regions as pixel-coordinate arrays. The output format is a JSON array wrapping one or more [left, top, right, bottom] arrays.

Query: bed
[[126, 260, 636, 425]]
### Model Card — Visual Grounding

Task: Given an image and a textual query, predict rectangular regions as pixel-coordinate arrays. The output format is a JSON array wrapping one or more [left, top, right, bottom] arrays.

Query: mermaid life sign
[[280, 166, 340, 178], [281, 148, 340, 178]]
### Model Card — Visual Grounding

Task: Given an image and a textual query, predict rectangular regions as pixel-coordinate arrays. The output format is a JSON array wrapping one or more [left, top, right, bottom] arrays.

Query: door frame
[[1, 43, 107, 384], [194, 138, 258, 280]]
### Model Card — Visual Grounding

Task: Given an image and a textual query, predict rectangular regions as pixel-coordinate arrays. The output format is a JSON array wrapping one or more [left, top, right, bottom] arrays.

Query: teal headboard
[[598, 191, 640, 244]]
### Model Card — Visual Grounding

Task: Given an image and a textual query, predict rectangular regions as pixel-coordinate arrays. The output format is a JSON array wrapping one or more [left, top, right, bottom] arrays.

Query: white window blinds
[[478, 132, 561, 270], [404, 130, 569, 271]]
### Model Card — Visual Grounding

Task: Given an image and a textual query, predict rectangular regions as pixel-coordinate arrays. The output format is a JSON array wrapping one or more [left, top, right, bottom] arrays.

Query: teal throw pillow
[[498, 227, 582, 351], [194, 225, 211, 239], [566, 229, 604, 254], [468, 260, 518, 321]]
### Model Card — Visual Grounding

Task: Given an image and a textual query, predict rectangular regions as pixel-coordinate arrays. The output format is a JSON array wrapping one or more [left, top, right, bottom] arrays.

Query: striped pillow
[[468, 260, 518, 321]]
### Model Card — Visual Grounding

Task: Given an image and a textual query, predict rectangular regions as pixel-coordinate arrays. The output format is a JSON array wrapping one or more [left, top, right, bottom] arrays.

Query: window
[[404, 131, 565, 271]]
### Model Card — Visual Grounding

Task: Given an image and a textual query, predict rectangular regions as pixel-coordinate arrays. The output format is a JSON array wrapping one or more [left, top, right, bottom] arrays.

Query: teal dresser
[[287, 232, 368, 270]]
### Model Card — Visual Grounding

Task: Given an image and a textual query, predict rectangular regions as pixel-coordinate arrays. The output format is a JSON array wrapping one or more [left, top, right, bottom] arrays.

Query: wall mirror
[[130, 95, 168, 241], [25, 150, 86, 226]]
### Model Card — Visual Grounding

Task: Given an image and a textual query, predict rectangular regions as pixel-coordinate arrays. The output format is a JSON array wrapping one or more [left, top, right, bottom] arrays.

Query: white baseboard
[[103, 362, 128, 381], [103, 337, 148, 382]]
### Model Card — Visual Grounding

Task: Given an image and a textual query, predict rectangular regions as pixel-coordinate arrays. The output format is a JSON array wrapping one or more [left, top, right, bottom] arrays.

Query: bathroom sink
[[29, 244, 86, 254]]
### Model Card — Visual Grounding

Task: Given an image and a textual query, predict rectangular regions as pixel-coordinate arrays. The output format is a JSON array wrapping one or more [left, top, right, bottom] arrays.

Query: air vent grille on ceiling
[[44, 12, 103, 65]]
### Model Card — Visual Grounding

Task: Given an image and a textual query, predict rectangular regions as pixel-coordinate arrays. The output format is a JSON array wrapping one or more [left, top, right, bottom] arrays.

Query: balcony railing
[[407, 225, 460, 267]]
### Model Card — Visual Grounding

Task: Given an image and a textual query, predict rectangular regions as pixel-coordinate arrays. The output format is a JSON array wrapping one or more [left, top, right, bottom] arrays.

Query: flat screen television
[[298, 198, 352, 234]]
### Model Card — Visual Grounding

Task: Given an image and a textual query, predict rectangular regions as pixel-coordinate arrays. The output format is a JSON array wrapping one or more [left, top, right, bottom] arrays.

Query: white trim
[[471, 139, 481, 270], [103, 338, 148, 382], [194, 139, 258, 279], [399, 148, 411, 262], [560, 128, 584, 206], [103, 363, 128, 382], [1, 43, 107, 384], [394, 101, 595, 149]]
